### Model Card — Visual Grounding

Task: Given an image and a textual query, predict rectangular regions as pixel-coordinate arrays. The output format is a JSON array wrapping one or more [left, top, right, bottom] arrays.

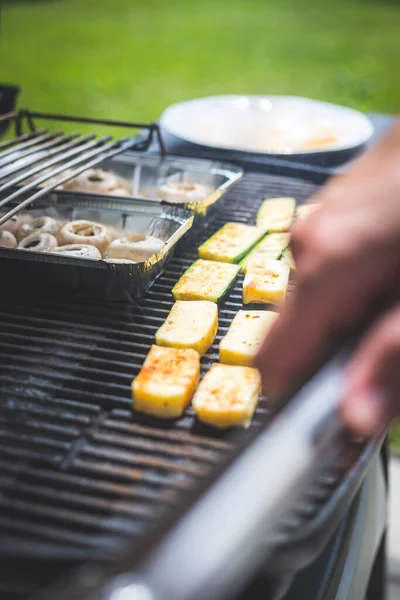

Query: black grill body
[[0, 168, 385, 600]]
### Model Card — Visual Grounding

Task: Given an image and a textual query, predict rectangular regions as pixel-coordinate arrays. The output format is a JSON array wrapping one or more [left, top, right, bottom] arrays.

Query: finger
[[341, 304, 400, 436], [254, 210, 391, 395]]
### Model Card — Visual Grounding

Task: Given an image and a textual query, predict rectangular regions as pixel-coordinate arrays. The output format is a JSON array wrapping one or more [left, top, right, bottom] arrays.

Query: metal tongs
[[39, 338, 384, 600]]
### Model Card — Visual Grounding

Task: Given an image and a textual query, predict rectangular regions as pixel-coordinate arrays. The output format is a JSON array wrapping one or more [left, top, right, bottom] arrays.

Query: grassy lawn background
[[2, 0, 400, 447], [1, 0, 400, 129]]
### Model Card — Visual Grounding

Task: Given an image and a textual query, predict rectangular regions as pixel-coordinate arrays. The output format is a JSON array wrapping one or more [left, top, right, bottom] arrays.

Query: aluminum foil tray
[[56, 152, 243, 216], [0, 193, 193, 301]]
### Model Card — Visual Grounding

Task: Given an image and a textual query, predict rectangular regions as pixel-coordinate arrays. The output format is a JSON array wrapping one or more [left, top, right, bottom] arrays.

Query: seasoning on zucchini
[[240, 232, 290, 272], [193, 363, 261, 429], [155, 300, 218, 356], [132, 345, 200, 419], [219, 310, 278, 366], [256, 197, 295, 232], [198, 222, 265, 263], [243, 257, 290, 305], [172, 259, 240, 302]]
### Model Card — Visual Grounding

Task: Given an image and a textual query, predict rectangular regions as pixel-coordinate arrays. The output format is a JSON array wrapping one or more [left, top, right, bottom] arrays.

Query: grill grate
[[0, 110, 165, 228], [0, 170, 317, 597]]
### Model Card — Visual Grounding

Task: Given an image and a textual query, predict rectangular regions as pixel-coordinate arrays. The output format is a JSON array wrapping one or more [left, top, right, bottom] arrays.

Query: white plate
[[160, 95, 374, 155]]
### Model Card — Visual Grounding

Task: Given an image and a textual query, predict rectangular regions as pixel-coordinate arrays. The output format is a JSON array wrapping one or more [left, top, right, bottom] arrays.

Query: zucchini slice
[[193, 363, 261, 429], [172, 259, 240, 302], [256, 197, 295, 232], [280, 246, 296, 270], [155, 300, 218, 356], [132, 345, 200, 419], [198, 222, 264, 263], [240, 232, 290, 272], [243, 257, 290, 305], [219, 309, 278, 366]]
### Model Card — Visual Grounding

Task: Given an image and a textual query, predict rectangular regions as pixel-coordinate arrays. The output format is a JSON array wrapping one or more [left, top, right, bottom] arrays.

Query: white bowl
[[160, 95, 374, 157]]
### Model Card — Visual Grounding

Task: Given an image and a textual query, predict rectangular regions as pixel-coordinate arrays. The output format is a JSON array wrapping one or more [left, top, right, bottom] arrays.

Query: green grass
[[2, 0, 400, 448], [1, 0, 400, 134]]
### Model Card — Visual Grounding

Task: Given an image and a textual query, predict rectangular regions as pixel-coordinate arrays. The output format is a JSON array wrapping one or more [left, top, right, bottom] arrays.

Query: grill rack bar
[[0, 130, 59, 162], [0, 134, 98, 193], [0, 109, 166, 227]]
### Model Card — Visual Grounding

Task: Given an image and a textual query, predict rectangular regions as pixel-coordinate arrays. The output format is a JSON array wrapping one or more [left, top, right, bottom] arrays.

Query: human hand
[[255, 118, 400, 436]]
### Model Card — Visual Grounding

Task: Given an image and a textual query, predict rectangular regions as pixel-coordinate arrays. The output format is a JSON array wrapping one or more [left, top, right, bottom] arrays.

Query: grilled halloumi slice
[[295, 203, 320, 220], [219, 310, 278, 366], [193, 363, 261, 429], [243, 257, 290, 305], [240, 233, 290, 272], [198, 222, 264, 263], [256, 197, 295, 232], [155, 300, 218, 356], [172, 259, 240, 302], [132, 345, 200, 418]]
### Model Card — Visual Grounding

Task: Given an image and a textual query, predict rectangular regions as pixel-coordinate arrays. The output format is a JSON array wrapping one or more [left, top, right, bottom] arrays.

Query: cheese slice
[[219, 310, 278, 366], [172, 259, 240, 302], [243, 257, 290, 305], [240, 232, 290, 272], [295, 203, 320, 220], [132, 345, 200, 418], [198, 222, 264, 263], [256, 197, 295, 232], [155, 300, 218, 356], [193, 363, 261, 429]]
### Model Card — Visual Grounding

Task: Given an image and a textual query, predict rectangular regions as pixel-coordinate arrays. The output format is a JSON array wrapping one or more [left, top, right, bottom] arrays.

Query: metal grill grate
[[0, 110, 165, 229], [0, 170, 317, 598]]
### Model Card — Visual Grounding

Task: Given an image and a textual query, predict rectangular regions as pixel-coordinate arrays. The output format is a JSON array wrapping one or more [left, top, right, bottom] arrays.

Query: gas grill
[[0, 110, 387, 600]]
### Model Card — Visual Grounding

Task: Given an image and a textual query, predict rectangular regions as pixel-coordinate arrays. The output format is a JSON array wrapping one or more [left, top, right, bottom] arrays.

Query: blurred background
[[1, 0, 399, 126]]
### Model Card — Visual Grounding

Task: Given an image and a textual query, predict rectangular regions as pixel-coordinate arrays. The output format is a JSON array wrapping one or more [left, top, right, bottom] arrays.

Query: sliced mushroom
[[62, 168, 130, 195], [58, 220, 111, 255], [17, 216, 60, 242], [0, 215, 20, 235], [49, 244, 102, 259], [107, 235, 164, 262], [0, 231, 17, 248], [18, 232, 58, 252], [104, 257, 137, 264], [157, 181, 211, 204]]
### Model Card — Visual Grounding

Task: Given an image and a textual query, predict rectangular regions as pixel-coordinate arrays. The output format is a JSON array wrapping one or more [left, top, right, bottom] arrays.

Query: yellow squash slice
[[193, 363, 261, 429], [132, 345, 200, 418], [172, 259, 240, 302], [240, 232, 290, 272], [256, 197, 295, 232], [155, 300, 218, 356], [219, 310, 278, 366], [243, 257, 290, 305], [198, 222, 264, 263]]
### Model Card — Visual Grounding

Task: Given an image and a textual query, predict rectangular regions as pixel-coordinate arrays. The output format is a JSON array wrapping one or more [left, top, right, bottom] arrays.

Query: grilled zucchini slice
[[193, 363, 261, 429], [198, 222, 264, 263], [280, 247, 296, 270], [155, 300, 218, 356], [172, 259, 240, 302], [219, 310, 278, 366], [243, 257, 290, 305], [256, 197, 295, 232], [132, 345, 200, 418], [240, 232, 290, 272], [295, 203, 320, 220]]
